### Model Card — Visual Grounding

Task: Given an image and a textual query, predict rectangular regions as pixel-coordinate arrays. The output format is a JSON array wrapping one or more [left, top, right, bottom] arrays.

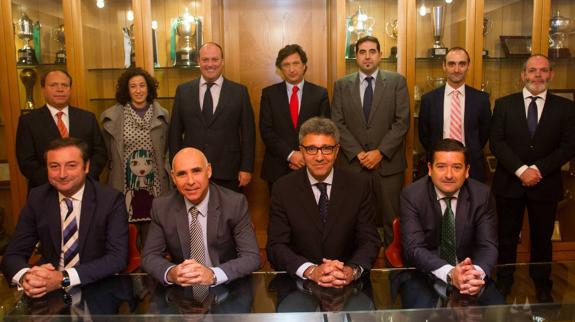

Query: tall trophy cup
[[429, 6, 448, 57], [345, 7, 375, 59], [19, 68, 37, 113], [122, 24, 136, 67], [385, 19, 399, 59], [548, 10, 573, 59], [482, 18, 492, 57], [54, 24, 66, 64], [174, 12, 202, 67], [16, 13, 39, 65]]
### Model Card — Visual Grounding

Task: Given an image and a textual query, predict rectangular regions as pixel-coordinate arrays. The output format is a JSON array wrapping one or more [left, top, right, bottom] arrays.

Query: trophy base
[[548, 48, 571, 59], [17, 48, 38, 66], [429, 47, 448, 57], [55, 52, 66, 65], [389, 46, 397, 59], [346, 44, 356, 59], [175, 50, 198, 67], [482, 49, 489, 57]]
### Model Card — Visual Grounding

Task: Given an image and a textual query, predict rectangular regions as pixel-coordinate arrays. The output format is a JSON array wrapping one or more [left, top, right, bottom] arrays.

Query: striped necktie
[[440, 197, 457, 266], [449, 90, 463, 142], [189, 206, 209, 301], [62, 198, 79, 269]]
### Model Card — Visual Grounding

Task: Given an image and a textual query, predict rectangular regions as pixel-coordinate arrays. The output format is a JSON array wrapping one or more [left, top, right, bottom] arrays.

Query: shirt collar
[[184, 189, 210, 218], [446, 83, 465, 96], [58, 184, 85, 203], [523, 87, 547, 101], [359, 70, 379, 82], [47, 104, 69, 117], [306, 168, 334, 187], [286, 80, 305, 93], [200, 75, 224, 88], [434, 185, 460, 201]]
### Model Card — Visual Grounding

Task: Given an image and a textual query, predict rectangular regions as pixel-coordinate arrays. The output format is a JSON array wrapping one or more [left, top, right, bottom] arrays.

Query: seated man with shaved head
[[142, 148, 260, 289]]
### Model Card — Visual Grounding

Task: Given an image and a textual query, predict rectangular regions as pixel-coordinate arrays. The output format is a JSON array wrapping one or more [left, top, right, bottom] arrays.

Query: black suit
[[400, 176, 498, 277], [490, 91, 575, 289], [15, 105, 107, 189], [1, 177, 128, 286], [168, 78, 255, 184], [266, 168, 381, 275], [419, 85, 491, 182], [259, 81, 330, 184]]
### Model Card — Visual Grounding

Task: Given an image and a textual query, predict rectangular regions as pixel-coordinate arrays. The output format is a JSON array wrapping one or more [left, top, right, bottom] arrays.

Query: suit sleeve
[[168, 85, 185, 163], [489, 99, 526, 174], [470, 192, 498, 277], [377, 75, 410, 159], [15, 115, 47, 185], [259, 89, 295, 161], [319, 87, 331, 118], [478, 93, 492, 150], [1, 202, 39, 282], [217, 195, 261, 280], [331, 81, 365, 161], [87, 113, 108, 180], [239, 86, 256, 173], [418, 94, 432, 152], [74, 191, 128, 285]]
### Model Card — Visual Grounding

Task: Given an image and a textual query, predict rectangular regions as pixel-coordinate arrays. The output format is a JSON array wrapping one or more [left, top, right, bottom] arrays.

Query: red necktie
[[56, 111, 69, 138], [449, 90, 462, 142], [289, 86, 299, 128]]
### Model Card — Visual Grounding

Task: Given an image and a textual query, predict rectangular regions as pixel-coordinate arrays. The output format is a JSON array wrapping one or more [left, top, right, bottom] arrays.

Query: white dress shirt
[[199, 75, 224, 113], [514, 88, 547, 178], [46, 104, 70, 131]]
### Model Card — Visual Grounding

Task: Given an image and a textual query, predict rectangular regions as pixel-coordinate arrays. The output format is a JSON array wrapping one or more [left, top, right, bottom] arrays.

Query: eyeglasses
[[300, 145, 338, 155]]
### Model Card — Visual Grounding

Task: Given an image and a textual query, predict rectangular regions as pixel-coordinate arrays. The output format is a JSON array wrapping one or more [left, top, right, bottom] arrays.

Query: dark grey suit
[[141, 183, 260, 283], [331, 70, 410, 245]]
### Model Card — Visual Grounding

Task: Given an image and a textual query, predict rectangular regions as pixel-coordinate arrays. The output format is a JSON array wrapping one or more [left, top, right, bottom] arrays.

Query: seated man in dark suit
[[400, 139, 498, 305], [142, 147, 260, 287], [267, 117, 381, 288], [16, 69, 107, 190], [1, 137, 128, 298]]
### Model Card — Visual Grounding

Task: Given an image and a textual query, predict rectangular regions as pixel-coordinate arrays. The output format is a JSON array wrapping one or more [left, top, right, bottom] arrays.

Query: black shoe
[[536, 289, 554, 303]]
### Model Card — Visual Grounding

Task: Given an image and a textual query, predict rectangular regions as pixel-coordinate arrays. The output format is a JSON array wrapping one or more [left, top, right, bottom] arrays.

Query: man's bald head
[[171, 148, 212, 204]]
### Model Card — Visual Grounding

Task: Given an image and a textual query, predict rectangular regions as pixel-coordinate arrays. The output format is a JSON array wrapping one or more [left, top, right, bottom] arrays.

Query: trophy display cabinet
[[0, 0, 574, 262]]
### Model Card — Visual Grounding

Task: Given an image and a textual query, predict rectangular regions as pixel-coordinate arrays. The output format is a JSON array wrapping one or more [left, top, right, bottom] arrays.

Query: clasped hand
[[167, 259, 215, 287], [21, 263, 63, 298], [450, 257, 485, 296], [305, 259, 354, 288]]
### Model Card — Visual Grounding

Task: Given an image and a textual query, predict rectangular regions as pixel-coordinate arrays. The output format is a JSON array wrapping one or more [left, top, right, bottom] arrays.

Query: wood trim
[[403, 0, 416, 186], [531, 0, 543, 54], [332, 0, 346, 82], [539, 0, 551, 55], [63, 0, 88, 110], [0, 0, 27, 232], [133, 0, 153, 73], [472, 0, 485, 89]]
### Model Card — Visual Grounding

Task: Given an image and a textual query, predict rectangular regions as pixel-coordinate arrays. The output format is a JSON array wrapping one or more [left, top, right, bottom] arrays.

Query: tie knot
[[316, 182, 328, 194], [206, 82, 215, 89], [452, 90, 460, 97], [64, 198, 73, 210], [56, 111, 64, 119], [293, 85, 299, 93], [365, 76, 373, 83], [189, 206, 200, 219], [530, 96, 539, 103], [443, 196, 453, 209]]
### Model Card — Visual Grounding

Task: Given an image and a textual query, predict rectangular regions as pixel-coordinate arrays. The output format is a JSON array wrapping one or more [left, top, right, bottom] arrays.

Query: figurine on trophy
[[345, 7, 375, 59], [172, 9, 203, 67], [548, 10, 574, 59], [482, 18, 493, 57], [428, 6, 448, 57], [122, 24, 136, 68], [19, 68, 37, 114], [385, 19, 399, 59], [15, 13, 40, 65], [54, 24, 66, 64]]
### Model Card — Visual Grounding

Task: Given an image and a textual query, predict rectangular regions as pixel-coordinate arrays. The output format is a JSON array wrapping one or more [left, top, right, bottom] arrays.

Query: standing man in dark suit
[[331, 35, 410, 246], [142, 147, 260, 287], [168, 42, 256, 192], [1, 137, 128, 298], [16, 69, 107, 190], [490, 54, 575, 302], [400, 139, 498, 306], [260, 44, 330, 191], [418, 47, 491, 182], [267, 117, 381, 288]]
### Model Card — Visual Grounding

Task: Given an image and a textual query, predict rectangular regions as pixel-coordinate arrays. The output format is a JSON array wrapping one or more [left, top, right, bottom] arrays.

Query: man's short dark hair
[[443, 47, 471, 64], [430, 138, 469, 165], [44, 137, 89, 164], [275, 44, 308, 69], [355, 36, 381, 54], [298, 117, 340, 144], [40, 69, 73, 87]]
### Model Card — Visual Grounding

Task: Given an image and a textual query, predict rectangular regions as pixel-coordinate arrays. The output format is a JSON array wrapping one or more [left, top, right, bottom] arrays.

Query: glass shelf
[[16, 63, 65, 69]]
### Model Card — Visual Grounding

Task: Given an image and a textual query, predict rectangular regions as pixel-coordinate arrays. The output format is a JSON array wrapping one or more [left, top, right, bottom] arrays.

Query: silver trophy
[[548, 10, 573, 59], [54, 24, 66, 64], [15, 13, 39, 65], [429, 6, 447, 57], [19, 68, 37, 113], [122, 24, 136, 67], [345, 7, 375, 59], [174, 12, 202, 67]]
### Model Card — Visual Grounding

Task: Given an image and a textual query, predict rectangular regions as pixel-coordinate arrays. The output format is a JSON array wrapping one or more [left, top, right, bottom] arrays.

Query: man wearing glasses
[[267, 117, 381, 288]]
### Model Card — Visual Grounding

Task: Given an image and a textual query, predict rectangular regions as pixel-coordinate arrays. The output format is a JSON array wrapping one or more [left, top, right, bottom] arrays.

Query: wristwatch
[[211, 269, 217, 286], [61, 270, 70, 288], [446, 268, 454, 286], [349, 264, 361, 281]]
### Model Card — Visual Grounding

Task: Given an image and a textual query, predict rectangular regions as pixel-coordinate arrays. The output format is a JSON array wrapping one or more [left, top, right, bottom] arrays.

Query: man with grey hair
[[267, 117, 381, 288]]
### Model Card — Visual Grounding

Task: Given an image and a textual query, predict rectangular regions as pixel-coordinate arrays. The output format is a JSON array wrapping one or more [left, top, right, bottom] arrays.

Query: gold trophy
[[385, 19, 399, 59], [428, 6, 448, 57], [548, 10, 573, 59], [426, 76, 446, 89], [55, 24, 66, 64], [16, 13, 39, 65], [19, 68, 37, 113], [174, 10, 202, 67]]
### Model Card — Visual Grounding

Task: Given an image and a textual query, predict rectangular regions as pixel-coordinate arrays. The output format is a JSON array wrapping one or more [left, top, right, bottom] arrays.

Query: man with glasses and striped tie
[[2, 137, 128, 298]]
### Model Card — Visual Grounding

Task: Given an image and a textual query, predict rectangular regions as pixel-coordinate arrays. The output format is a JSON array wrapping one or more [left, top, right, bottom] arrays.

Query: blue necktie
[[363, 76, 373, 121], [316, 182, 329, 224], [62, 198, 79, 268], [527, 96, 539, 138]]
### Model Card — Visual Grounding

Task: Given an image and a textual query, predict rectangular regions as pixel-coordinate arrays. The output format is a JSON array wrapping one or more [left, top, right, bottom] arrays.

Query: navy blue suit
[[419, 85, 491, 182]]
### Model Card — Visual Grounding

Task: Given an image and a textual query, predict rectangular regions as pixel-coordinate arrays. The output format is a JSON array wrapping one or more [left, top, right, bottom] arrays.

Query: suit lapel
[[436, 86, 446, 136], [455, 183, 470, 250], [174, 195, 191, 259], [206, 184, 221, 266], [351, 74, 365, 124], [47, 188, 62, 254], [426, 179, 443, 237], [297, 171, 324, 233], [189, 79, 205, 126], [298, 82, 314, 127], [78, 179, 97, 256], [41, 106, 62, 138], [533, 94, 555, 140], [369, 70, 386, 124], [513, 93, 532, 139], [323, 170, 342, 240]]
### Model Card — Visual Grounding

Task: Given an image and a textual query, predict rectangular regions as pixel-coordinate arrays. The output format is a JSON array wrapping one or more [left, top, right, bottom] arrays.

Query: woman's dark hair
[[115, 67, 159, 105]]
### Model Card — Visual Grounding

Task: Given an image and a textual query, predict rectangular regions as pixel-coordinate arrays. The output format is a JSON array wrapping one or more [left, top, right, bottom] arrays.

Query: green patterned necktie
[[440, 197, 457, 266]]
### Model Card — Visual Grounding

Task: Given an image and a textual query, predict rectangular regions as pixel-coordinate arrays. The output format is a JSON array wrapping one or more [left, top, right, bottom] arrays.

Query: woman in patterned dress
[[101, 67, 170, 249]]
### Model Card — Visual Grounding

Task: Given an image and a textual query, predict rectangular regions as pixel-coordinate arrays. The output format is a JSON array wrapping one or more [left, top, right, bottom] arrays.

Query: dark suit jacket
[[259, 81, 330, 183], [490, 92, 575, 202], [331, 70, 410, 175], [419, 85, 491, 182], [400, 176, 498, 277], [1, 177, 128, 285], [168, 78, 256, 180], [15, 105, 108, 189], [266, 168, 381, 275], [141, 183, 261, 283]]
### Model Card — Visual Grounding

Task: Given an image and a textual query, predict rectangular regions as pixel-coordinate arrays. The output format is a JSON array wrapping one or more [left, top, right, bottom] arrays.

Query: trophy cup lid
[[550, 10, 572, 33]]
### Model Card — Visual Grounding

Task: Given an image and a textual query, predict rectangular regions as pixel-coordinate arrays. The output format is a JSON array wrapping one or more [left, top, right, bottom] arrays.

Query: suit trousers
[[369, 170, 403, 247], [496, 196, 557, 288]]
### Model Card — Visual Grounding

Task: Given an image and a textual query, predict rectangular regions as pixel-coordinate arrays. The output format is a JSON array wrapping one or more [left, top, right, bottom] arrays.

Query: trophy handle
[[385, 20, 397, 39], [365, 17, 375, 31]]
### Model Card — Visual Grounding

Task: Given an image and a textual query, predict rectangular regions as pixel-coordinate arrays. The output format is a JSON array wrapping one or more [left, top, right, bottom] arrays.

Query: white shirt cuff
[[296, 262, 315, 279], [12, 268, 30, 289], [210, 267, 228, 286], [163, 265, 177, 285], [432, 264, 454, 283], [515, 165, 529, 178], [67, 268, 81, 287], [473, 265, 486, 280]]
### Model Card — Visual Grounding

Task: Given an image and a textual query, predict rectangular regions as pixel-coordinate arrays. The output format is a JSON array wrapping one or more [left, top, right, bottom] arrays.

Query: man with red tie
[[15, 69, 107, 190], [260, 44, 330, 191]]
